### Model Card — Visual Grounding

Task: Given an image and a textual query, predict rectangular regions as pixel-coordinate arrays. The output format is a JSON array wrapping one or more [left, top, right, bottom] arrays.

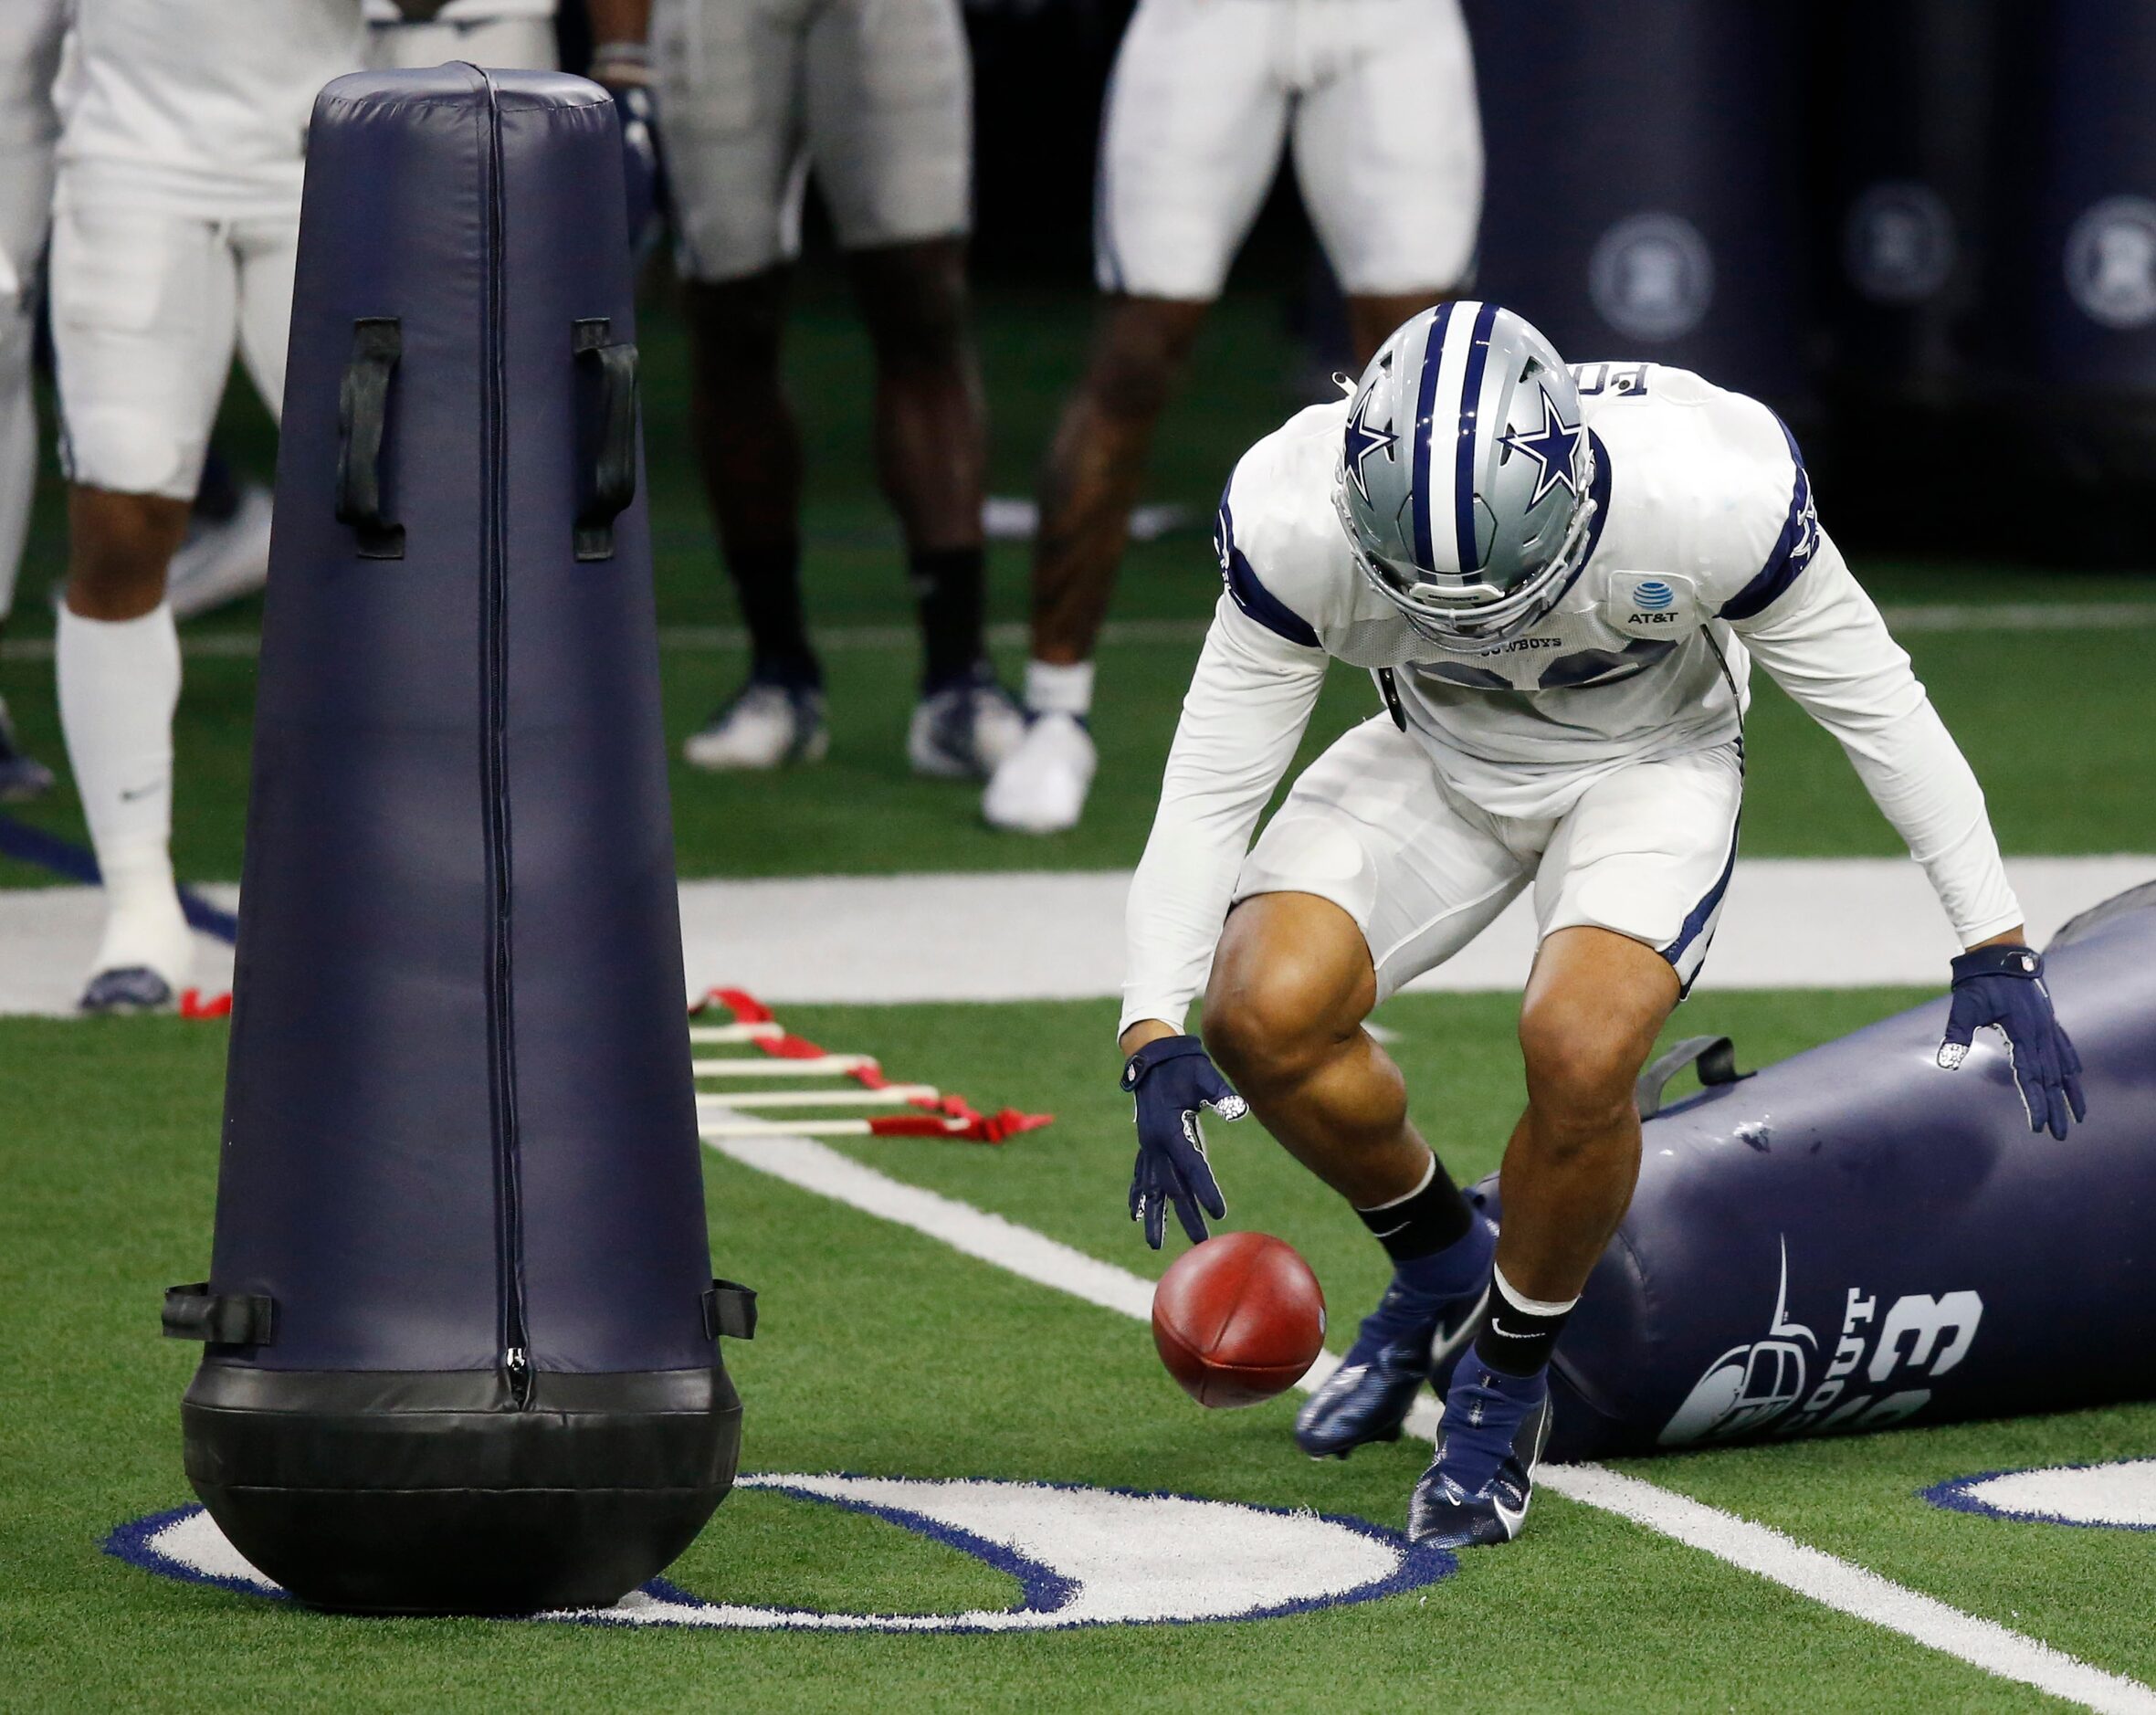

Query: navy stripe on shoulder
[[1215, 492, 1320, 649], [1719, 414, 1821, 623]]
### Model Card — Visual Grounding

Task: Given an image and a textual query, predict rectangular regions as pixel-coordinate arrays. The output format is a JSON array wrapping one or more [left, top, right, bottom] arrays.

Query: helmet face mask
[[1335, 302, 1599, 655]]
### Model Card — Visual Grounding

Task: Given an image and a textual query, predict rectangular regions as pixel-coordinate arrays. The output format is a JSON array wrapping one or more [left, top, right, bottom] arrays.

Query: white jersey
[[58, 0, 364, 216], [1121, 363, 2022, 1033]]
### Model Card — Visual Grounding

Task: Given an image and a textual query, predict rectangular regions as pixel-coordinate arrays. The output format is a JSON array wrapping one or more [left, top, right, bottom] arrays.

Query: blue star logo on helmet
[[1498, 385, 1584, 509], [1343, 386, 1396, 506]]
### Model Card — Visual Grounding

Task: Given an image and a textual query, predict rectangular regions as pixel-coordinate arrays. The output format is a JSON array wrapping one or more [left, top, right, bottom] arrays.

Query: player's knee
[[1204, 949, 1349, 1094], [859, 252, 971, 371], [685, 275, 787, 377], [1519, 995, 1645, 1139]]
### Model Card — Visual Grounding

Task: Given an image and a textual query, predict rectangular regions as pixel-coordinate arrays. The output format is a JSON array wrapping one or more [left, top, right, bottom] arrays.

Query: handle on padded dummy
[[334, 317, 405, 560], [573, 319, 639, 562], [1635, 1034, 1751, 1120]]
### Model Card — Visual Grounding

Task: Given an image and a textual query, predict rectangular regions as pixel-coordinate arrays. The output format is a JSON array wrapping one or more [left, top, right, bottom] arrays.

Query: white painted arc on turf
[[2, 857, 2149, 1017], [1549, 1465, 2156, 1715], [645, 1475, 1407, 1631], [1951, 1461, 2156, 1529], [668, 856, 2155, 1006], [2, 599, 2151, 664], [708, 1131, 2156, 1713]]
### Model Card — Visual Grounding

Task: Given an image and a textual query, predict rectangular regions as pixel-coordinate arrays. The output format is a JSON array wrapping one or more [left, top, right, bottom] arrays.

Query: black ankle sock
[[1355, 1158, 1474, 1263], [727, 542, 820, 687], [911, 544, 986, 691], [1474, 1270, 1575, 1377]]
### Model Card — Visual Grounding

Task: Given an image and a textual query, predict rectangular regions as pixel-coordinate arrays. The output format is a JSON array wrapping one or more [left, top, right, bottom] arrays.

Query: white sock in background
[[57, 602, 193, 983], [1024, 658, 1095, 719]]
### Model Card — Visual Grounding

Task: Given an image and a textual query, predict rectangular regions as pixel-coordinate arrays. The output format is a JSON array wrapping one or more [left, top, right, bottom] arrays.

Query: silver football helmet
[[1335, 301, 1599, 653]]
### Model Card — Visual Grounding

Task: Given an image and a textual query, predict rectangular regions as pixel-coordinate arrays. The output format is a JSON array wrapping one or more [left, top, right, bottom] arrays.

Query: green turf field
[[6, 992, 2156, 1711], [3, 280, 2153, 1710]]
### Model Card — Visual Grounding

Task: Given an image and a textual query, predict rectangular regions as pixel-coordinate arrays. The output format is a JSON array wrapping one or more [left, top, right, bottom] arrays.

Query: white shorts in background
[[49, 190, 298, 501], [364, 16, 559, 71], [1235, 717, 1742, 1000], [1097, 0, 1483, 300], [656, 0, 972, 282]]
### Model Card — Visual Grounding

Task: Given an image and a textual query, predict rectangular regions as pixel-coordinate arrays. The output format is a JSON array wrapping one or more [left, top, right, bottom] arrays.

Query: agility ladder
[[690, 989, 1051, 1145]]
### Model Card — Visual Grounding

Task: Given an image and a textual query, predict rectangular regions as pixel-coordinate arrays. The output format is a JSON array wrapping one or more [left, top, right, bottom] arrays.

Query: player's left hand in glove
[[1936, 943, 2087, 1140], [1121, 1034, 1246, 1248]]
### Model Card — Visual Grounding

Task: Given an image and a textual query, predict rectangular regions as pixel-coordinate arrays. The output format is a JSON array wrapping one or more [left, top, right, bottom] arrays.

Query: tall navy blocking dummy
[[1116, 303, 2080, 1552], [161, 67, 752, 1616]]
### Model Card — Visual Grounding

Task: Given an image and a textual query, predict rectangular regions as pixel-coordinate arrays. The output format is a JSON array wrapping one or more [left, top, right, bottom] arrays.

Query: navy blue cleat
[[0, 701, 54, 803], [1408, 1359, 1553, 1549], [1294, 1226, 1493, 1459], [79, 966, 176, 1015]]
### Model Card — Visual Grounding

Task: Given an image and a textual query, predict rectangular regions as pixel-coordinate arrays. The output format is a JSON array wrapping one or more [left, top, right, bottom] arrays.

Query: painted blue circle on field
[[104, 1475, 1454, 1631], [1921, 1459, 2156, 1532]]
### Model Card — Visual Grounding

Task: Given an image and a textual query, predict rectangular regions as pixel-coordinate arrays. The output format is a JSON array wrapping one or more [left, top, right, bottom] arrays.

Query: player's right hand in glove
[[1120, 1033, 1246, 1248]]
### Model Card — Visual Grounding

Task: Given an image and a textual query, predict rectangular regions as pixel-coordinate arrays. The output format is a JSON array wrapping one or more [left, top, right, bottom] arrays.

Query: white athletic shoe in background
[[983, 710, 1098, 834], [165, 483, 275, 622], [79, 868, 194, 1015], [909, 667, 1025, 780], [682, 679, 829, 771]]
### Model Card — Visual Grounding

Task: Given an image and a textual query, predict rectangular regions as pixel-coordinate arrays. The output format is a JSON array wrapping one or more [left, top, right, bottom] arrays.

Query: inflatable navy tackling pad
[[162, 67, 749, 1615], [1490, 884, 2156, 1461]]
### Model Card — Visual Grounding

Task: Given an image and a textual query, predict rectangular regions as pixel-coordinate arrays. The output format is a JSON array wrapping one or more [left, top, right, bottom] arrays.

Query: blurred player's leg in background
[[657, 0, 827, 772], [50, 0, 361, 1013], [657, 0, 1014, 778], [986, 0, 1482, 835], [55, 203, 246, 1013], [984, 0, 1286, 835], [0, 0, 68, 802], [1294, 0, 1481, 367], [805, 0, 1012, 781]]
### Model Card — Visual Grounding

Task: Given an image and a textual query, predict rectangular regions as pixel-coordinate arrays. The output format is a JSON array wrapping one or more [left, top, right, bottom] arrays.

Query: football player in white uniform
[[587, 0, 1020, 781], [51, 0, 363, 1011], [1116, 303, 2084, 1548], [0, 0, 68, 801], [984, 0, 1483, 835]]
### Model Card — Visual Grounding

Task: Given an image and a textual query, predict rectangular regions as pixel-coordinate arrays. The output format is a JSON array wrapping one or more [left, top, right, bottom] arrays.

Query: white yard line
[[2, 600, 2151, 664], [3, 857, 2150, 1016], [710, 1131, 2156, 1713]]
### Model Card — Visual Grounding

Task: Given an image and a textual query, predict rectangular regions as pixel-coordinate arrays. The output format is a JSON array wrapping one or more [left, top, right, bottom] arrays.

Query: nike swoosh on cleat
[[118, 782, 164, 801]]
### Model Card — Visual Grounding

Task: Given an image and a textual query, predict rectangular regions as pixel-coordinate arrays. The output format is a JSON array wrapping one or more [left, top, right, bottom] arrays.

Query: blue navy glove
[[592, 46, 666, 255], [1937, 944, 2087, 1141], [1120, 1035, 1246, 1249], [612, 80, 665, 253]]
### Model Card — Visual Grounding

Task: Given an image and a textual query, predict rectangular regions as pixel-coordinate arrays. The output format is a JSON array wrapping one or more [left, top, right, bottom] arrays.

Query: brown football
[[1151, 1231, 1327, 1408]]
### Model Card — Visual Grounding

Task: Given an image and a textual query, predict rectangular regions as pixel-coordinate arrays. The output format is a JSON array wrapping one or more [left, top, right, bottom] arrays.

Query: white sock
[[58, 603, 192, 981], [1025, 658, 1094, 718]]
